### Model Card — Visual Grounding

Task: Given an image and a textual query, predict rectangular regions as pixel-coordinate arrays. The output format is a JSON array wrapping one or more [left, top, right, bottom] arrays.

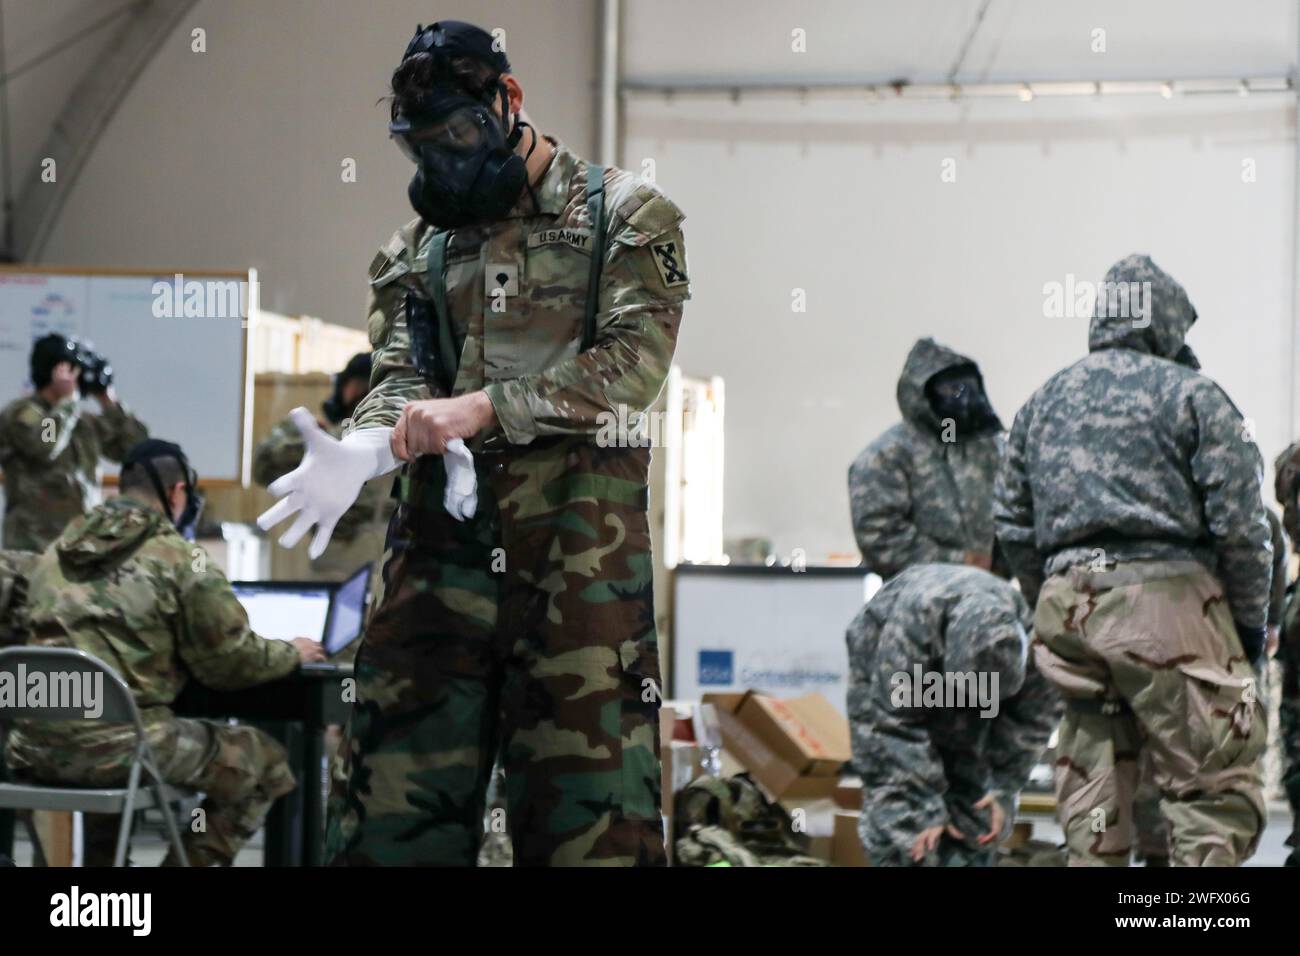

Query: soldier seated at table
[[3, 438, 324, 866]]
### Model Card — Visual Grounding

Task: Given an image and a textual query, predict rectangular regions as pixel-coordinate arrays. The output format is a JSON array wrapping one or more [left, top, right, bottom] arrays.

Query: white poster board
[[672, 565, 879, 714], [0, 268, 252, 483]]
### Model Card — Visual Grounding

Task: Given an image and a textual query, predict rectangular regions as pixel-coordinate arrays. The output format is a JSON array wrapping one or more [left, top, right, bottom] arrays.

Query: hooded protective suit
[[995, 254, 1271, 622], [995, 254, 1270, 867], [845, 564, 1060, 866], [849, 338, 1003, 580]]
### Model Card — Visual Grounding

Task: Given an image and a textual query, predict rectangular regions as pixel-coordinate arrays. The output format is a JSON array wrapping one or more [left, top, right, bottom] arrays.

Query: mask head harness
[[389, 21, 537, 227], [123, 439, 205, 541]]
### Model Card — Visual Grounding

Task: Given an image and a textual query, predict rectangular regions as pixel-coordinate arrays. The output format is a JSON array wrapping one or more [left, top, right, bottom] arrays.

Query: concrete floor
[[8, 808, 1294, 867], [1020, 804, 1294, 867]]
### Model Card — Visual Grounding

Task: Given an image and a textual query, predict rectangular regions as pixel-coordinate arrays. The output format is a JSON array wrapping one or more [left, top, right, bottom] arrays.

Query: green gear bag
[[672, 773, 828, 867]]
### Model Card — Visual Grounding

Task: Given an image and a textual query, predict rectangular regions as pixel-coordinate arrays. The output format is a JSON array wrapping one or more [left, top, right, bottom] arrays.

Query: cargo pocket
[[1176, 661, 1266, 779]]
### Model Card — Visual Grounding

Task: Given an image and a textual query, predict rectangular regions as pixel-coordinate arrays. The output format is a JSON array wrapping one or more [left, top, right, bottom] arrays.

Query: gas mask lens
[[394, 106, 490, 162]]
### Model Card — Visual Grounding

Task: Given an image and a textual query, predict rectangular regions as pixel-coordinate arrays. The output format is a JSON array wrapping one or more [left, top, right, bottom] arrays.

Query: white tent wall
[[620, 0, 1300, 561], [20, 0, 1300, 562]]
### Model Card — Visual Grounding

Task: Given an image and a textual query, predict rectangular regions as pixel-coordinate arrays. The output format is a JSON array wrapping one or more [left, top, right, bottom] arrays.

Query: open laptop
[[231, 563, 372, 671]]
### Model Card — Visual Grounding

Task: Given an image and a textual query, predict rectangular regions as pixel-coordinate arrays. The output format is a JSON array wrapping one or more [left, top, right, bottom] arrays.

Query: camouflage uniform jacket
[[351, 137, 688, 559], [845, 564, 1061, 844], [252, 415, 395, 543], [849, 338, 1004, 580], [351, 138, 688, 438], [8, 496, 298, 736], [0, 548, 35, 647], [0, 394, 148, 551], [994, 254, 1272, 625]]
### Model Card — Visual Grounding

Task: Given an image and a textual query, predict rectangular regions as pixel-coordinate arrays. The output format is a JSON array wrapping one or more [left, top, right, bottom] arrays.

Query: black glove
[[1235, 621, 1267, 668]]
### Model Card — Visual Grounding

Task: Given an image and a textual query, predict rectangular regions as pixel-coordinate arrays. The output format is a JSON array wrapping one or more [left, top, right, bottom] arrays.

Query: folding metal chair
[[0, 646, 189, 866]]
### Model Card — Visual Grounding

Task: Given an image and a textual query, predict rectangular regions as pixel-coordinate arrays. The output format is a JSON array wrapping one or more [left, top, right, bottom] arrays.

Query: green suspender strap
[[425, 230, 460, 394], [581, 163, 607, 352], [422, 163, 607, 393]]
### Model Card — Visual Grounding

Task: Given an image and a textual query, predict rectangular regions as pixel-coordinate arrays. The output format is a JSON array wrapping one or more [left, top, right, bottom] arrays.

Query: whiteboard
[[672, 566, 879, 714], [0, 268, 251, 482]]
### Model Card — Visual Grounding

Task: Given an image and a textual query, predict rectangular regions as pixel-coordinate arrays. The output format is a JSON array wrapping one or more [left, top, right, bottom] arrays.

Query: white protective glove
[[442, 438, 478, 521], [257, 407, 399, 559]]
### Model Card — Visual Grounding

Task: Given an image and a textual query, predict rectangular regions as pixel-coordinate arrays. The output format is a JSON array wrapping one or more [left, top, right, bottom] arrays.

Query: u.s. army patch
[[528, 227, 591, 251], [650, 240, 688, 288]]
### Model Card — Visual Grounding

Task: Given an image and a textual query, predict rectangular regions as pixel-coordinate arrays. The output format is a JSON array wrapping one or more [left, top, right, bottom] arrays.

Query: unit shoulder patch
[[649, 237, 689, 288]]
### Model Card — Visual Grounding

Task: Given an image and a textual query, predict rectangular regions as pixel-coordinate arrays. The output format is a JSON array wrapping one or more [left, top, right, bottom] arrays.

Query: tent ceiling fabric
[[623, 0, 1299, 87], [3, 0, 1298, 260], [0, 0, 197, 259]]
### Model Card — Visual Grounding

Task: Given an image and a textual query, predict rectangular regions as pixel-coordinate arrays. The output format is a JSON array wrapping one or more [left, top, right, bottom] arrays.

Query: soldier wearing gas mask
[[5, 439, 325, 866], [252, 352, 395, 585], [258, 20, 690, 866], [0, 333, 148, 551], [849, 337, 1004, 581]]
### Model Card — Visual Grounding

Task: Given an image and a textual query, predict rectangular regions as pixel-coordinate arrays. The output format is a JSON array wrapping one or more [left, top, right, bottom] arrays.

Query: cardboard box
[[833, 776, 863, 811], [704, 691, 845, 801], [806, 836, 833, 862], [832, 810, 870, 867], [734, 692, 851, 777]]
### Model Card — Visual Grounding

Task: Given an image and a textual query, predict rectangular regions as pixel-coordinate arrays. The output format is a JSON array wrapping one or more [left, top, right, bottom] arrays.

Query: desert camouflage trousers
[[324, 440, 665, 866], [5, 714, 294, 866], [1034, 560, 1266, 867]]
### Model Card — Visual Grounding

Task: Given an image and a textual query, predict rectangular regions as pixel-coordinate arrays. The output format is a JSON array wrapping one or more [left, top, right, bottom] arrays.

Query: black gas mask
[[925, 365, 1002, 440], [123, 439, 205, 541], [389, 23, 535, 228], [74, 342, 113, 396]]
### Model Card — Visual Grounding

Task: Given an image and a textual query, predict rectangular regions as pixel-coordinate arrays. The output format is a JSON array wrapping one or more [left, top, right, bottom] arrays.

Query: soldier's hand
[[291, 637, 327, 664], [1267, 625, 1279, 659], [974, 793, 1006, 845], [911, 824, 948, 861], [92, 385, 119, 409], [963, 551, 993, 571], [392, 392, 497, 460]]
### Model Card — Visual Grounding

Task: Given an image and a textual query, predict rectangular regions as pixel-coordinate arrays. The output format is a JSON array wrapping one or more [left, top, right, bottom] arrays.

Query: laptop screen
[[232, 584, 332, 643], [323, 564, 371, 656]]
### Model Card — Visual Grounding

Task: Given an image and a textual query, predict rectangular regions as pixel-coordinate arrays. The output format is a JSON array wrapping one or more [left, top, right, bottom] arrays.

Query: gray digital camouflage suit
[[849, 338, 1003, 580], [995, 253, 1271, 866], [846, 563, 1060, 866]]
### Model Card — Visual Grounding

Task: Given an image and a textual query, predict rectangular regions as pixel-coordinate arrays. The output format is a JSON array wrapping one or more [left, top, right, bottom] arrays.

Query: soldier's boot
[[160, 722, 295, 867]]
